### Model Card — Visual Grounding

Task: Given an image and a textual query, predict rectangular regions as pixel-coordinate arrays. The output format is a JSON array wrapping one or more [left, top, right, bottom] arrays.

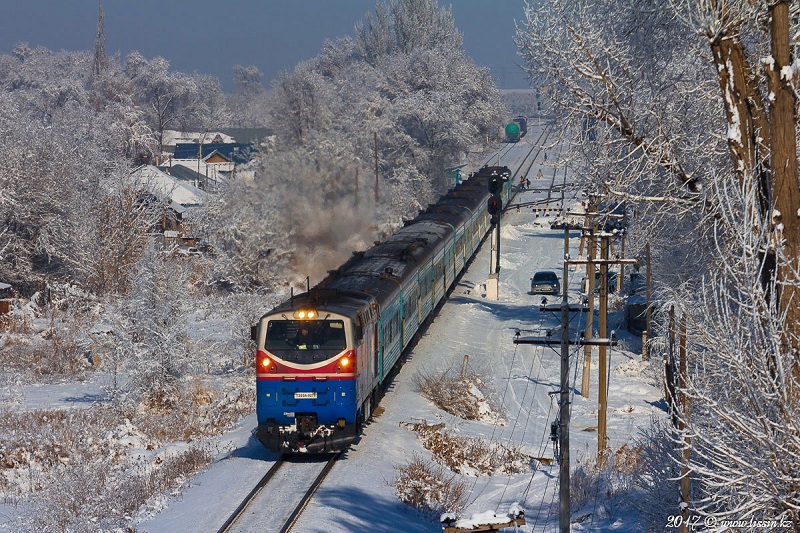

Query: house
[[0, 281, 12, 318], [159, 157, 232, 191], [161, 130, 235, 154], [129, 165, 208, 246]]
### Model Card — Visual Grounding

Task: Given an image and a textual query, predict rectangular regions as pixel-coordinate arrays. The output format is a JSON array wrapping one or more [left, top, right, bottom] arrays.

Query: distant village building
[[0, 281, 12, 318], [162, 128, 272, 166], [129, 165, 208, 246]]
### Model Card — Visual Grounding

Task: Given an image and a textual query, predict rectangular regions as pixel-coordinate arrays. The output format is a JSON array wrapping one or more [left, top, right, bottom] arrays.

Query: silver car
[[530, 271, 560, 295]]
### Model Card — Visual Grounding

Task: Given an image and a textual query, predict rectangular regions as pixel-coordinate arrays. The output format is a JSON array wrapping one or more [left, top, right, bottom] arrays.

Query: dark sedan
[[530, 270, 561, 295]]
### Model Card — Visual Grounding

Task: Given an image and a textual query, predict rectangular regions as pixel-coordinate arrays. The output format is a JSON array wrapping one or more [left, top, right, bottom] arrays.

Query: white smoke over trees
[[213, 0, 505, 290]]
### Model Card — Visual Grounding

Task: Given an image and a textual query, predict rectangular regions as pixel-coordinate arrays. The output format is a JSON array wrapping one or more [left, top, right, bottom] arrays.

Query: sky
[[0, 0, 532, 92]]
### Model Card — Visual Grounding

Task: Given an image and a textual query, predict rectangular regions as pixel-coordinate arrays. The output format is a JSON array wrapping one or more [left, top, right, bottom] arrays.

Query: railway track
[[217, 453, 341, 533], [217, 126, 553, 533]]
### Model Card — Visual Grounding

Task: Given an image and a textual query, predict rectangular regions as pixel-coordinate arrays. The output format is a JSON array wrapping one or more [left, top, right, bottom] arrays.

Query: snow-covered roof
[[161, 130, 235, 147], [130, 165, 208, 207], [202, 149, 231, 163]]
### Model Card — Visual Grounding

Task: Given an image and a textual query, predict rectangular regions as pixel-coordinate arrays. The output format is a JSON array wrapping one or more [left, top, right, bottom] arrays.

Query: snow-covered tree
[[516, 0, 800, 526], [214, 0, 504, 290], [114, 245, 193, 406], [227, 64, 269, 127]]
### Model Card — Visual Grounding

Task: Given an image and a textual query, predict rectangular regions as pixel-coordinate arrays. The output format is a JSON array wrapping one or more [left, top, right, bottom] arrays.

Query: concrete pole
[[559, 226, 571, 533], [598, 235, 609, 466], [582, 226, 597, 397]]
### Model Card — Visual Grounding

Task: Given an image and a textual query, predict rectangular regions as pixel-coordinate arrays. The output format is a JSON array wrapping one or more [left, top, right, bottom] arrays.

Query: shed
[[0, 281, 12, 317]]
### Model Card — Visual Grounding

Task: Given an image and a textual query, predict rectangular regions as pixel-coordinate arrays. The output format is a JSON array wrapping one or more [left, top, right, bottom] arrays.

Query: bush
[[403, 421, 532, 475], [394, 452, 469, 519], [412, 362, 499, 421]]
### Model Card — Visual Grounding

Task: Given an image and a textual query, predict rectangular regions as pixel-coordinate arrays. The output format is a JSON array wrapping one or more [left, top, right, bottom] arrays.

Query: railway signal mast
[[481, 167, 509, 300]]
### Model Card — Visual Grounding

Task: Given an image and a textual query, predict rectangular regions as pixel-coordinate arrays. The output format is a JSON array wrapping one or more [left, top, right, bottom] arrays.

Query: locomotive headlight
[[339, 355, 352, 368], [297, 310, 306, 319], [294, 309, 317, 319], [260, 356, 272, 368], [307, 310, 316, 318]]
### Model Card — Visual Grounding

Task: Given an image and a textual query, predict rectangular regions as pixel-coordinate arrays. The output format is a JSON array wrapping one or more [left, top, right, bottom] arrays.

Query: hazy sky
[[0, 0, 531, 92]]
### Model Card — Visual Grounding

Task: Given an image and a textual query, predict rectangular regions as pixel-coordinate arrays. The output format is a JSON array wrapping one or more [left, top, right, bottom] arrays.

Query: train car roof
[[323, 219, 452, 301]]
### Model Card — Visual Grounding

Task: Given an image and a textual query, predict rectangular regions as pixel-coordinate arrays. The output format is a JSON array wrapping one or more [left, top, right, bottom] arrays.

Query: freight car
[[251, 166, 512, 453], [505, 121, 521, 143]]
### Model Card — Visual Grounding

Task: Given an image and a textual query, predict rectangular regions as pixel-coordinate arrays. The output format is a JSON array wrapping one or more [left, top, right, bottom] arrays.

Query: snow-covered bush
[[412, 363, 499, 421], [394, 452, 469, 519], [403, 421, 531, 476]]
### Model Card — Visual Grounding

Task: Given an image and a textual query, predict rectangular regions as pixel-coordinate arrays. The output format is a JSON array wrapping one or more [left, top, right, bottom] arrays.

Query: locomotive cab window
[[265, 320, 347, 356]]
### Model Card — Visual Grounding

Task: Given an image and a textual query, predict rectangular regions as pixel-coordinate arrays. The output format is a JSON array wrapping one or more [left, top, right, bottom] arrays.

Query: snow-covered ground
[[0, 125, 665, 532], [137, 126, 665, 532]]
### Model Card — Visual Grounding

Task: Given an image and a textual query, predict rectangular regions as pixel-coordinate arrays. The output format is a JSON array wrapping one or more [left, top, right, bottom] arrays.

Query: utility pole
[[679, 315, 690, 533], [558, 227, 570, 532], [568, 245, 637, 464], [582, 225, 597, 398], [515, 223, 633, 531], [598, 235, 609, 466], [516, 224, 588, 533]]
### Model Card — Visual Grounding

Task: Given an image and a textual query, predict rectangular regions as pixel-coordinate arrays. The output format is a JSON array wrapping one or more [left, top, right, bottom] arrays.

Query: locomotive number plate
[[294, 392, 317, 399]]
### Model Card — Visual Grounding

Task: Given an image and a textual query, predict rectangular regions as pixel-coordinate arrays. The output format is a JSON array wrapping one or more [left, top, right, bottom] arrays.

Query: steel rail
[[279, 452, 341, 533], [217, 456, 285, 533]]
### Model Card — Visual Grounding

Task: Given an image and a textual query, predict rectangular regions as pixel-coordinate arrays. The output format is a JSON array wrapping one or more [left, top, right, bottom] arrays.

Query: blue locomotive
[[252, 166, 513, 453]]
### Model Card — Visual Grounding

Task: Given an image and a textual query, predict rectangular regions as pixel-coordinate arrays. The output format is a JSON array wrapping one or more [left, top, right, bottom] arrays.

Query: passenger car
[[530, 270, 560, 295]]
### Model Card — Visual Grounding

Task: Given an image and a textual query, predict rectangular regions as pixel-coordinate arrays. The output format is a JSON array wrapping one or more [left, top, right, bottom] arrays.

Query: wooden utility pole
[[581, 205, 598, 397], [665, 305, 677, 426], [678, 315, 690, 532], [598, 235, 609, 466], [616, 234, 624, 293]]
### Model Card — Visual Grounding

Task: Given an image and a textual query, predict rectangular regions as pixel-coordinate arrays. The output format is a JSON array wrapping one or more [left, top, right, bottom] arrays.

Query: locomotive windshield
[[265, 320, 347, 353]]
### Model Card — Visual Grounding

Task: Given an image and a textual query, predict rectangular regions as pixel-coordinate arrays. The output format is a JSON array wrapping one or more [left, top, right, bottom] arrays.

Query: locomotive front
[[254, 303, 360, 453]]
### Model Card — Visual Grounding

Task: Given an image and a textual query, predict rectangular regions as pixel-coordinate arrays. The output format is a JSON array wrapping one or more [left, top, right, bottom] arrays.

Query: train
[[251, 165, 513, 453], [505, 116, 528, 143]]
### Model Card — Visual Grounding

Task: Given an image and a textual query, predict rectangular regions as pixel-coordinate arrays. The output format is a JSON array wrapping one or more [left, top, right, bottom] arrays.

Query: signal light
[[488, 195, 501, 215], [488, 176, 500, 194]]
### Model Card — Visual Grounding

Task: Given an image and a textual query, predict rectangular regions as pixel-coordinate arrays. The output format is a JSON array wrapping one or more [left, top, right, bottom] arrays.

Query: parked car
[[582, 271, 618, 293], [530, 270, 561, 295]]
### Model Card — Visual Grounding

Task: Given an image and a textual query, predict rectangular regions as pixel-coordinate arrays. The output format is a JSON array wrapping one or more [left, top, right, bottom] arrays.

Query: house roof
[[130, 165, 208, 209], [162, 130, 235, 146], [158, 164, 206, 184], [203, 149, 231, 163], [218, 127, 273, 145]]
